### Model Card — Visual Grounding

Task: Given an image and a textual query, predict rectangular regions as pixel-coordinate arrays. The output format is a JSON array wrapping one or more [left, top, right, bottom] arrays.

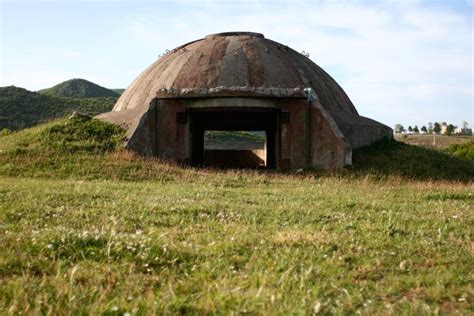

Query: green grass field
[[396, 134, 473, 150], [0, 118, 473, 314]]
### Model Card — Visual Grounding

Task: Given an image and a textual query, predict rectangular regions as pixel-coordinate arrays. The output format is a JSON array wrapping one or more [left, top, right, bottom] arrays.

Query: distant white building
[[454, 127, 472, 135], [441, 122, 450, 134]]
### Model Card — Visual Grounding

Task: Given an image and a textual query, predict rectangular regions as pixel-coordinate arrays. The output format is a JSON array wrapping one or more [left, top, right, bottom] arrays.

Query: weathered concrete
[[280, 99, 307, 169], [97, 32, 392, 170], [112, 32, 358, 114], [329, 111, 393, 149], [156, 99, 188, 161]]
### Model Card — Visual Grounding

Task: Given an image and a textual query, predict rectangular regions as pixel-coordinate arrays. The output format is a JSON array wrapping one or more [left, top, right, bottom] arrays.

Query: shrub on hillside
[[41, 115, 125, 153], [444, 141, 474, 161]]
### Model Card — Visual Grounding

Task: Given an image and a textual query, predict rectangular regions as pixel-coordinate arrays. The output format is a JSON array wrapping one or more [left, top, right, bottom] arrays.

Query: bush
[[40, 116, 125, 154], [444, 141, 474, 161]]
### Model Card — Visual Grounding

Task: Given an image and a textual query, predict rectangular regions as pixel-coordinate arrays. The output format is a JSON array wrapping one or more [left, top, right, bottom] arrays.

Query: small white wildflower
[[47, 244, 53, 249], [112, 306, 119, 311], [124, 313, 131, 316], [399, 260, 407, 270], [313, 301, 321, 313]]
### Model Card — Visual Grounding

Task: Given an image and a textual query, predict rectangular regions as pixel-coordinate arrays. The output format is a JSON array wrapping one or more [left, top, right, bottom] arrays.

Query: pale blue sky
[[1, 0, 473, 128]]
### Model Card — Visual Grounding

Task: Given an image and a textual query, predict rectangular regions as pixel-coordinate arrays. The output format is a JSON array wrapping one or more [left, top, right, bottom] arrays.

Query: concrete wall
[[310, 105, 350, 170], [125, 101, 157, 156], [156, 99, 189, 161], [101, 96, 353, 170], [139, 97, 350, 170], [280, 99, 308, 169], [329, 111, 393, 149]]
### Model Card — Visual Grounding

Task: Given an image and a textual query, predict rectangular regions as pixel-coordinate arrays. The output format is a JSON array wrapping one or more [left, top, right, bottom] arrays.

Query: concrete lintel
[[155, 86, 306, 99]]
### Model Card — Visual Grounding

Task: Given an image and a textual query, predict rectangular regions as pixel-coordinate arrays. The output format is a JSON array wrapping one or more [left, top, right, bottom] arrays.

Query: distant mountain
[[39, 78, 120, 98], [111, 88, 125, 95], [0, 86, 116, 131]]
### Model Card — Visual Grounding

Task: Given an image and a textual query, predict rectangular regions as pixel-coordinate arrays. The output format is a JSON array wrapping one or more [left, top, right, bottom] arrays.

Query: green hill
[[39, 78, 119, 98], [111, 88, 125, 95], [0, 86, 115, 131]]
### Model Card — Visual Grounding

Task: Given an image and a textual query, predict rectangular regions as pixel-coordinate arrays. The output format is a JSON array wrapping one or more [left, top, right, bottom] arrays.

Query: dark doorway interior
[[191, 108, 278, 168]]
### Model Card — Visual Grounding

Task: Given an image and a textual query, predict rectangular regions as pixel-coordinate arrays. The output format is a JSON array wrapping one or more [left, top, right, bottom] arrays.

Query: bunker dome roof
[[114, 32, 358, 114]]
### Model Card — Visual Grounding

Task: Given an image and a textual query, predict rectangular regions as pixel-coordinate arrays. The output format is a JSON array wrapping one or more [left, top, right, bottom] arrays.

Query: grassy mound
[[205, 131, 265, 149], [352, 139, 474, 182], [444, 141, 474, 160], [40, 115, 124, 154], [206, 131, 265, 143], [0, 86, 116, 131], [1, 120, 473, 182], [39, 78, 119, 98], [0, 116, 184, 181]]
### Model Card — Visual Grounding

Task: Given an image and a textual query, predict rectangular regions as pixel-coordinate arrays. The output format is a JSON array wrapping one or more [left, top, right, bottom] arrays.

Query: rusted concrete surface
[[97, 32, 392, 170], [156, 99, 188, 161], [311, 105, 351, 170], [113, 32, 358, 114], [280, 99, 307, 169]]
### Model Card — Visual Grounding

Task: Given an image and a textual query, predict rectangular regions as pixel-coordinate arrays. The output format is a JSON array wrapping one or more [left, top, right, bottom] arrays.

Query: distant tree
[[394, 124, 405, 134], [462, 121, 469, 129], [427, 122, 433, 134], [421, 125, 427, 133], [446, 124, 454, 136], [433, 122, 441, 134], [413, 125, 419, 134], [408, 126, 413, 133]]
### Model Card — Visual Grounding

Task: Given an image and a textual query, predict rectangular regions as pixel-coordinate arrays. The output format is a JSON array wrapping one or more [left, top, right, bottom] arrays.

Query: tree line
[[394, 121, 471, 136]]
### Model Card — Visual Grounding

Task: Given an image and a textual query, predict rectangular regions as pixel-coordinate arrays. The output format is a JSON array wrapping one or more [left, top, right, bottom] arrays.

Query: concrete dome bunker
[[97, 32, 392, 170]]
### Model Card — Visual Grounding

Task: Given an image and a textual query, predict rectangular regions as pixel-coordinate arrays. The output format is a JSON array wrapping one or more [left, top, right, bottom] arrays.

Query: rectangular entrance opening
[[190, 108, 278, 169], [204, 131, 266, 168]]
